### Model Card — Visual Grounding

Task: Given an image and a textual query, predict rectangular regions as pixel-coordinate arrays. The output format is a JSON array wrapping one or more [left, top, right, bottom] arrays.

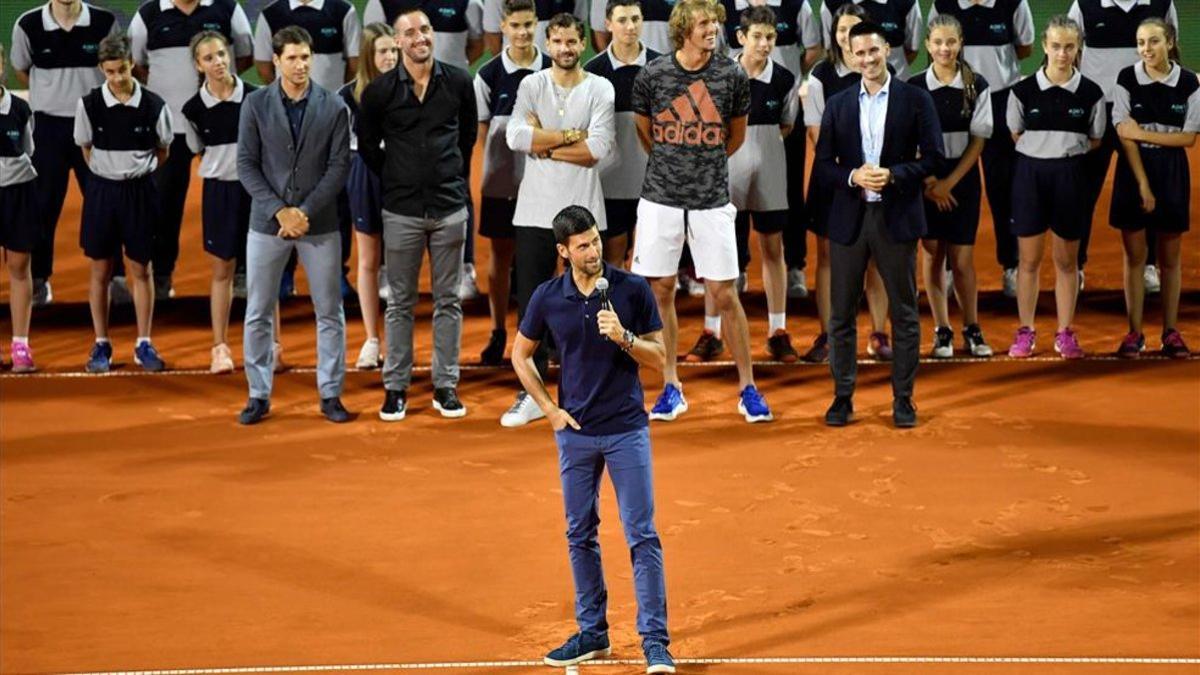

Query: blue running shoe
[[649, 383, 688, 421], [644, 641, 676, 674], [738, 384, 773, 423], [86, 341, 113, 373], [544, 632, 611, 667], [134, 341, 166, 372]]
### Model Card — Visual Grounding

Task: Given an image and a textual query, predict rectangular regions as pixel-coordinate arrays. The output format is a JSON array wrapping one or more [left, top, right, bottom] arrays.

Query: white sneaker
[[679, 269, 705, 297], [33, 279, 53, 307], [210, 343, 235, 374], [1144, 264, 1161, 294], [110, 276, 133, 306], [272, 341, 287, 373], [458, 262, 480, 301], [500, 391, 546, 427], [1002, 268, 1017, 299], [356, 337, 382, 369], [787, 267, 808, 299]]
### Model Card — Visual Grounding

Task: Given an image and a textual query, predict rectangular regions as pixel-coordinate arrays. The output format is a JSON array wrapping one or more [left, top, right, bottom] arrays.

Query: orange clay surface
[[0, 143, 1197, 675]]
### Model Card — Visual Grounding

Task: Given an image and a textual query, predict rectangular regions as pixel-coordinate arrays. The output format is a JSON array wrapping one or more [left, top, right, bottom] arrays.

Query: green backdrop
[[4, 1, 1198, 84]]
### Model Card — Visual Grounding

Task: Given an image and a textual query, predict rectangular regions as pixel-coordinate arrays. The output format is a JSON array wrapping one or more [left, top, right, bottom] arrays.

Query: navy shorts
[[479, 196, 517, 239], [202, 179, 250, 260], [603, 198, 638, 238], [80, 174, 157, 263], [0, 179, 39, 253], [924, 163, 982, 245], [746, 209, 788, 234], [1110, 146, 1191, 233], [347, 152, 383, 235], [1010, 155, 1087, 240]]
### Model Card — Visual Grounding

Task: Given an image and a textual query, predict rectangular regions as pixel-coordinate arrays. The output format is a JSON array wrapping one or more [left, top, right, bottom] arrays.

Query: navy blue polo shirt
[[519, 264, 662, 437]]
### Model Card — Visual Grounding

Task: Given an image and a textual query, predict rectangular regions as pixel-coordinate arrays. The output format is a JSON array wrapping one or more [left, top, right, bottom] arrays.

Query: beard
[[553, 52, 579, 69]]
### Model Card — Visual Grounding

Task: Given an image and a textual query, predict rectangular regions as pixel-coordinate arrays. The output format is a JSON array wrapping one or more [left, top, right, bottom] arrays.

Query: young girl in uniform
[[801, 1, 891, 363], [339, 23, 398, 370], [911, 14, 994, 358], [1110, 17, 1196, 359], [0, 42, 39, 372], [1006, 15, 1105, 359]]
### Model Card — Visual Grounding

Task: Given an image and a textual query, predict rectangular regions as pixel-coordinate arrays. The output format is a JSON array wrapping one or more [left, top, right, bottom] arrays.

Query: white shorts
[[630, 199, 739, 281]]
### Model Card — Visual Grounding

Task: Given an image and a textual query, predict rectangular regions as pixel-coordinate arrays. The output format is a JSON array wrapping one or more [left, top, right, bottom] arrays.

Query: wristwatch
[[622, 329, 636, 351]]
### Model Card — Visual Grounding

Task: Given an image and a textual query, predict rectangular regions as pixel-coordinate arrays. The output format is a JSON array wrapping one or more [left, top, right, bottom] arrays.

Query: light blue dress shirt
[[854, 73, 891, 202]]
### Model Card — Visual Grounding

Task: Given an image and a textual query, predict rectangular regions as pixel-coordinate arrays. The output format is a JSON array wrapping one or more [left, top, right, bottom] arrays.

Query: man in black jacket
[[359, 6, 478, 422]]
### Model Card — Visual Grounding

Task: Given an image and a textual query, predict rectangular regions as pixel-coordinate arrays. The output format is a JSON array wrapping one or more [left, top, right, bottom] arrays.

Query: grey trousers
[[381, 207, 467, 392], [244, 230, 346, 400], [829, 204, 920, 399]]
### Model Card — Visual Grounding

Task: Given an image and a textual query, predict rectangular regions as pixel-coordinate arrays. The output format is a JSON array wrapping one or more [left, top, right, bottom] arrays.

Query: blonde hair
[[1041, 14, 1084, 69], [668, 0, 725, 51], [354, 22, 396, 103]]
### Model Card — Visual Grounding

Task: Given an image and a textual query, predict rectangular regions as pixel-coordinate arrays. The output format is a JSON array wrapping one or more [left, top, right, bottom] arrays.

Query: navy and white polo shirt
[[1067, 0, 1178, 101], [183, 76, 255, 180], [9, 3, 121, 117], [0, 89, 38, 187], [73, 81, 175, 179], [590, 0, 673, 54], [909, 67, 993, 162], [254, 0, 361, 92], [720, 0, 820, 78], [584, 44, 660, 201], [1007, 67, 1106, 159], [362, 0, 483, 70], [926, 0, 1034, 92], [818, 0, 922, 79], [476, 46, 550, 198], [483, 0, 588, 52], [1111, 61, 1200, 147], [728, 57, 798, 212]]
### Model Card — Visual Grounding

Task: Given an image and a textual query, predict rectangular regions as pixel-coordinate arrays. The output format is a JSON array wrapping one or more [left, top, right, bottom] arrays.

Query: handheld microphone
[[595, 277, 610, 310]]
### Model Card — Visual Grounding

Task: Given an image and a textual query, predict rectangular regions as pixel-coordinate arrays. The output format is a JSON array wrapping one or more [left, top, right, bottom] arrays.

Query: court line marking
[[3, 355, 1195, 380], [60, 656, 1200, 674]]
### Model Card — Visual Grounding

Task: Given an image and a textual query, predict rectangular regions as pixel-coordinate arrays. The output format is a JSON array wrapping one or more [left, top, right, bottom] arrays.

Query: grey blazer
[[237, 79, 350, 236]]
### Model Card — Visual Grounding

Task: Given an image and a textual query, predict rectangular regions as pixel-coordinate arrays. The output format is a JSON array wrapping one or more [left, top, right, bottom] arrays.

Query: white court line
[[60, 656, 1200, 674], [3, 355, 1194, 380]]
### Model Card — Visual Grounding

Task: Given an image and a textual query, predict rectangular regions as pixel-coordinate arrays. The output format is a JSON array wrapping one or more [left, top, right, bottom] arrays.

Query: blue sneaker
[[544, 632, 611, 667], [134, 341, 166, 372], [737, 384, 773, 423], [279, 271, 296, 301], [86, 341, 113, 373], [644, 640, 676, 674], [649, 383, 688, 421]]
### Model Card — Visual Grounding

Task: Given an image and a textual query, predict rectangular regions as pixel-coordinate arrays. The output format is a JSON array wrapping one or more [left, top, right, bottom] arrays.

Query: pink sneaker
[[1008, 326, 1036, 358], [1161, 329, 1191, 359], [1055, 328, 1085, 360], [10, 341, 35, 373]]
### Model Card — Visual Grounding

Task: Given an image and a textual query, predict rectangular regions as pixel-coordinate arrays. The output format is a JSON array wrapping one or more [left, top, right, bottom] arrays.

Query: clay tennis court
[[1, 142, 1197, 675]]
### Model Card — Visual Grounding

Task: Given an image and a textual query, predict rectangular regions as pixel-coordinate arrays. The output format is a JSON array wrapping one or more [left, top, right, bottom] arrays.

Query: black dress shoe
[[320, 396, 351, 423], [893, 396, 917, 428], [824, 395, 853, 426], [238, 397, 270, 425]]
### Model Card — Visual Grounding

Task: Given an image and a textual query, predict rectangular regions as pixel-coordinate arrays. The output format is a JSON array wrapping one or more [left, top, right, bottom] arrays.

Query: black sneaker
[[238, 397, 270, 425], [380, 389, 407, 421], [684, 330, 724, 362], [802, 332, 829, 363], [962, 323, 994, 357], [931, 326, 954, 359], [480, 329, 507, 365], [320, 396, 351, 423], [433, 387, 467, 418]]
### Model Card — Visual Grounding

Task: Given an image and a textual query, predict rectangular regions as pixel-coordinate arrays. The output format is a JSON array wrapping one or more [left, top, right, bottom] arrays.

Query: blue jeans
[[555, 427, 669, 644]]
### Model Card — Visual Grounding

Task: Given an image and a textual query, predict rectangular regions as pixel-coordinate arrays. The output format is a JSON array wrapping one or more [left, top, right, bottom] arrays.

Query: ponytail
[[926, 14, 976, 119], [1139, 17, 1181, 63]]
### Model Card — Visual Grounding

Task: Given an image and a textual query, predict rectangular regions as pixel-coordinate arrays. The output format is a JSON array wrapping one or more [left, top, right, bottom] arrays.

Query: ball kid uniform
[[1006, 67, 1105, 240], [927, 0, 1034, 269], [73, 80, 174, 263], [584, 44, 660, 240], [0, 89, 39, 254], [483, 0, 587, 53], [1109, 61, 1200, 233], [337, 81, 387, 236], [908, 67, 993, 245], [475, 47, 550, 239], [9, 2, 120, 281], [183, 77, 256, 261], [254, 0, 361, 92], [591, 0, 672, 54], [818, 0, 923, 80]]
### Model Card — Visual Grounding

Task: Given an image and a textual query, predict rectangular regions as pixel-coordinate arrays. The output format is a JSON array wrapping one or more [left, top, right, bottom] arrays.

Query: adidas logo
[[652, 80, 725, 147]]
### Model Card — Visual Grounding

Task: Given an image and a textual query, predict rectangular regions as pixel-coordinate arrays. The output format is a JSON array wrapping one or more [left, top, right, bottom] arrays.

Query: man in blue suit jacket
[[236, 25, 351, 425], [813, 21, 943, 429]]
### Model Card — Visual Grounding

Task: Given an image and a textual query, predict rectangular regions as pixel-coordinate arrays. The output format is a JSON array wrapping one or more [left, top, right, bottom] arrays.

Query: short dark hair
[[272, 25, 313, 56], [545, 12, 585, 40], [395, 6, 428, 22], [503, 0, 535, 17], [98, 34, 132, 63], [552, 205, 597, 245], [605, 0, 641, 19], [848, 21, 888, 46], [738, 6, 776, 34]]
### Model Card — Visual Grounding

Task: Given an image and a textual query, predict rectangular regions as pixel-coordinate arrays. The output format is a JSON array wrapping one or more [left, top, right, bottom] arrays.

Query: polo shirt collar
[[925, 66, 964, 90], [561, 264, 614, 298], [856, 0, 889, 5], [1134, 60, 1182, 87], [958, 0, 996, 7], [834, 60, 854, 78], [102, 80, 143, 107], [735, 0, 781, 9], [159, 0, 214, 12], [605, 43, 648, 69], [41, 2, 93, 31], [740, 55, 775, 84], [289, 0, 326, 11], [200, 76, 246, 107], [1036, 66, 1082, 92], [0, 89, 11, 115], [1100, 0, 1151, 9], [502, 45, 546, 73]]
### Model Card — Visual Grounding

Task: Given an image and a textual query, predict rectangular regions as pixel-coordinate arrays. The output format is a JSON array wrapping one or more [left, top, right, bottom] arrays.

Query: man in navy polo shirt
[[511, 205, 675, 674]]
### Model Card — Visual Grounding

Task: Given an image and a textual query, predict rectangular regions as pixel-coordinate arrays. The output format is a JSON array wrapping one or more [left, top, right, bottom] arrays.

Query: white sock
[[12, 336, 29, 345], [768, 313, 786, 334], [704, 315, 721, 338], [136, 337, 151, 346], [96, 337, 110, 344]]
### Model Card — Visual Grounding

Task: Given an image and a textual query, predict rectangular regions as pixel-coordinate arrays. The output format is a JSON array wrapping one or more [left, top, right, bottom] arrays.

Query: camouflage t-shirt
[[631, 52, 751, 210]]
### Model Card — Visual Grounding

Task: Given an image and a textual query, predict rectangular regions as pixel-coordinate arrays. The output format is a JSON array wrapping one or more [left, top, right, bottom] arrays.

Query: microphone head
[[595, 278, 609, 292]]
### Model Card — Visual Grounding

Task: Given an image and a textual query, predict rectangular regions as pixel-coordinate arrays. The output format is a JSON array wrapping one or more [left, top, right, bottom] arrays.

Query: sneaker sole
[[931, 347, 954, 359], [210, 363, 235, 374], [433, 401, 467, 418], [968, 344, 994, 357], [379, 408, 407, 422], [500, 411, 546, 428], [11, 364, 37, 374], [894, 417, 917, 429], [544, 648, 612, 667], [647, 664, 677, 674], [648, 401, 688, 422], [86, 363, 111, 373], [738, 402, 773, 423], [238, 413, 269, 425], [1054, 343, 1085, 360], [134, 355, 165, 372]]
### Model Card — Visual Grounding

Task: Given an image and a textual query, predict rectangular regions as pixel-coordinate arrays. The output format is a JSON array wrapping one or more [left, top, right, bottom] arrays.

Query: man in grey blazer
[[236, 25, 352, 425]]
